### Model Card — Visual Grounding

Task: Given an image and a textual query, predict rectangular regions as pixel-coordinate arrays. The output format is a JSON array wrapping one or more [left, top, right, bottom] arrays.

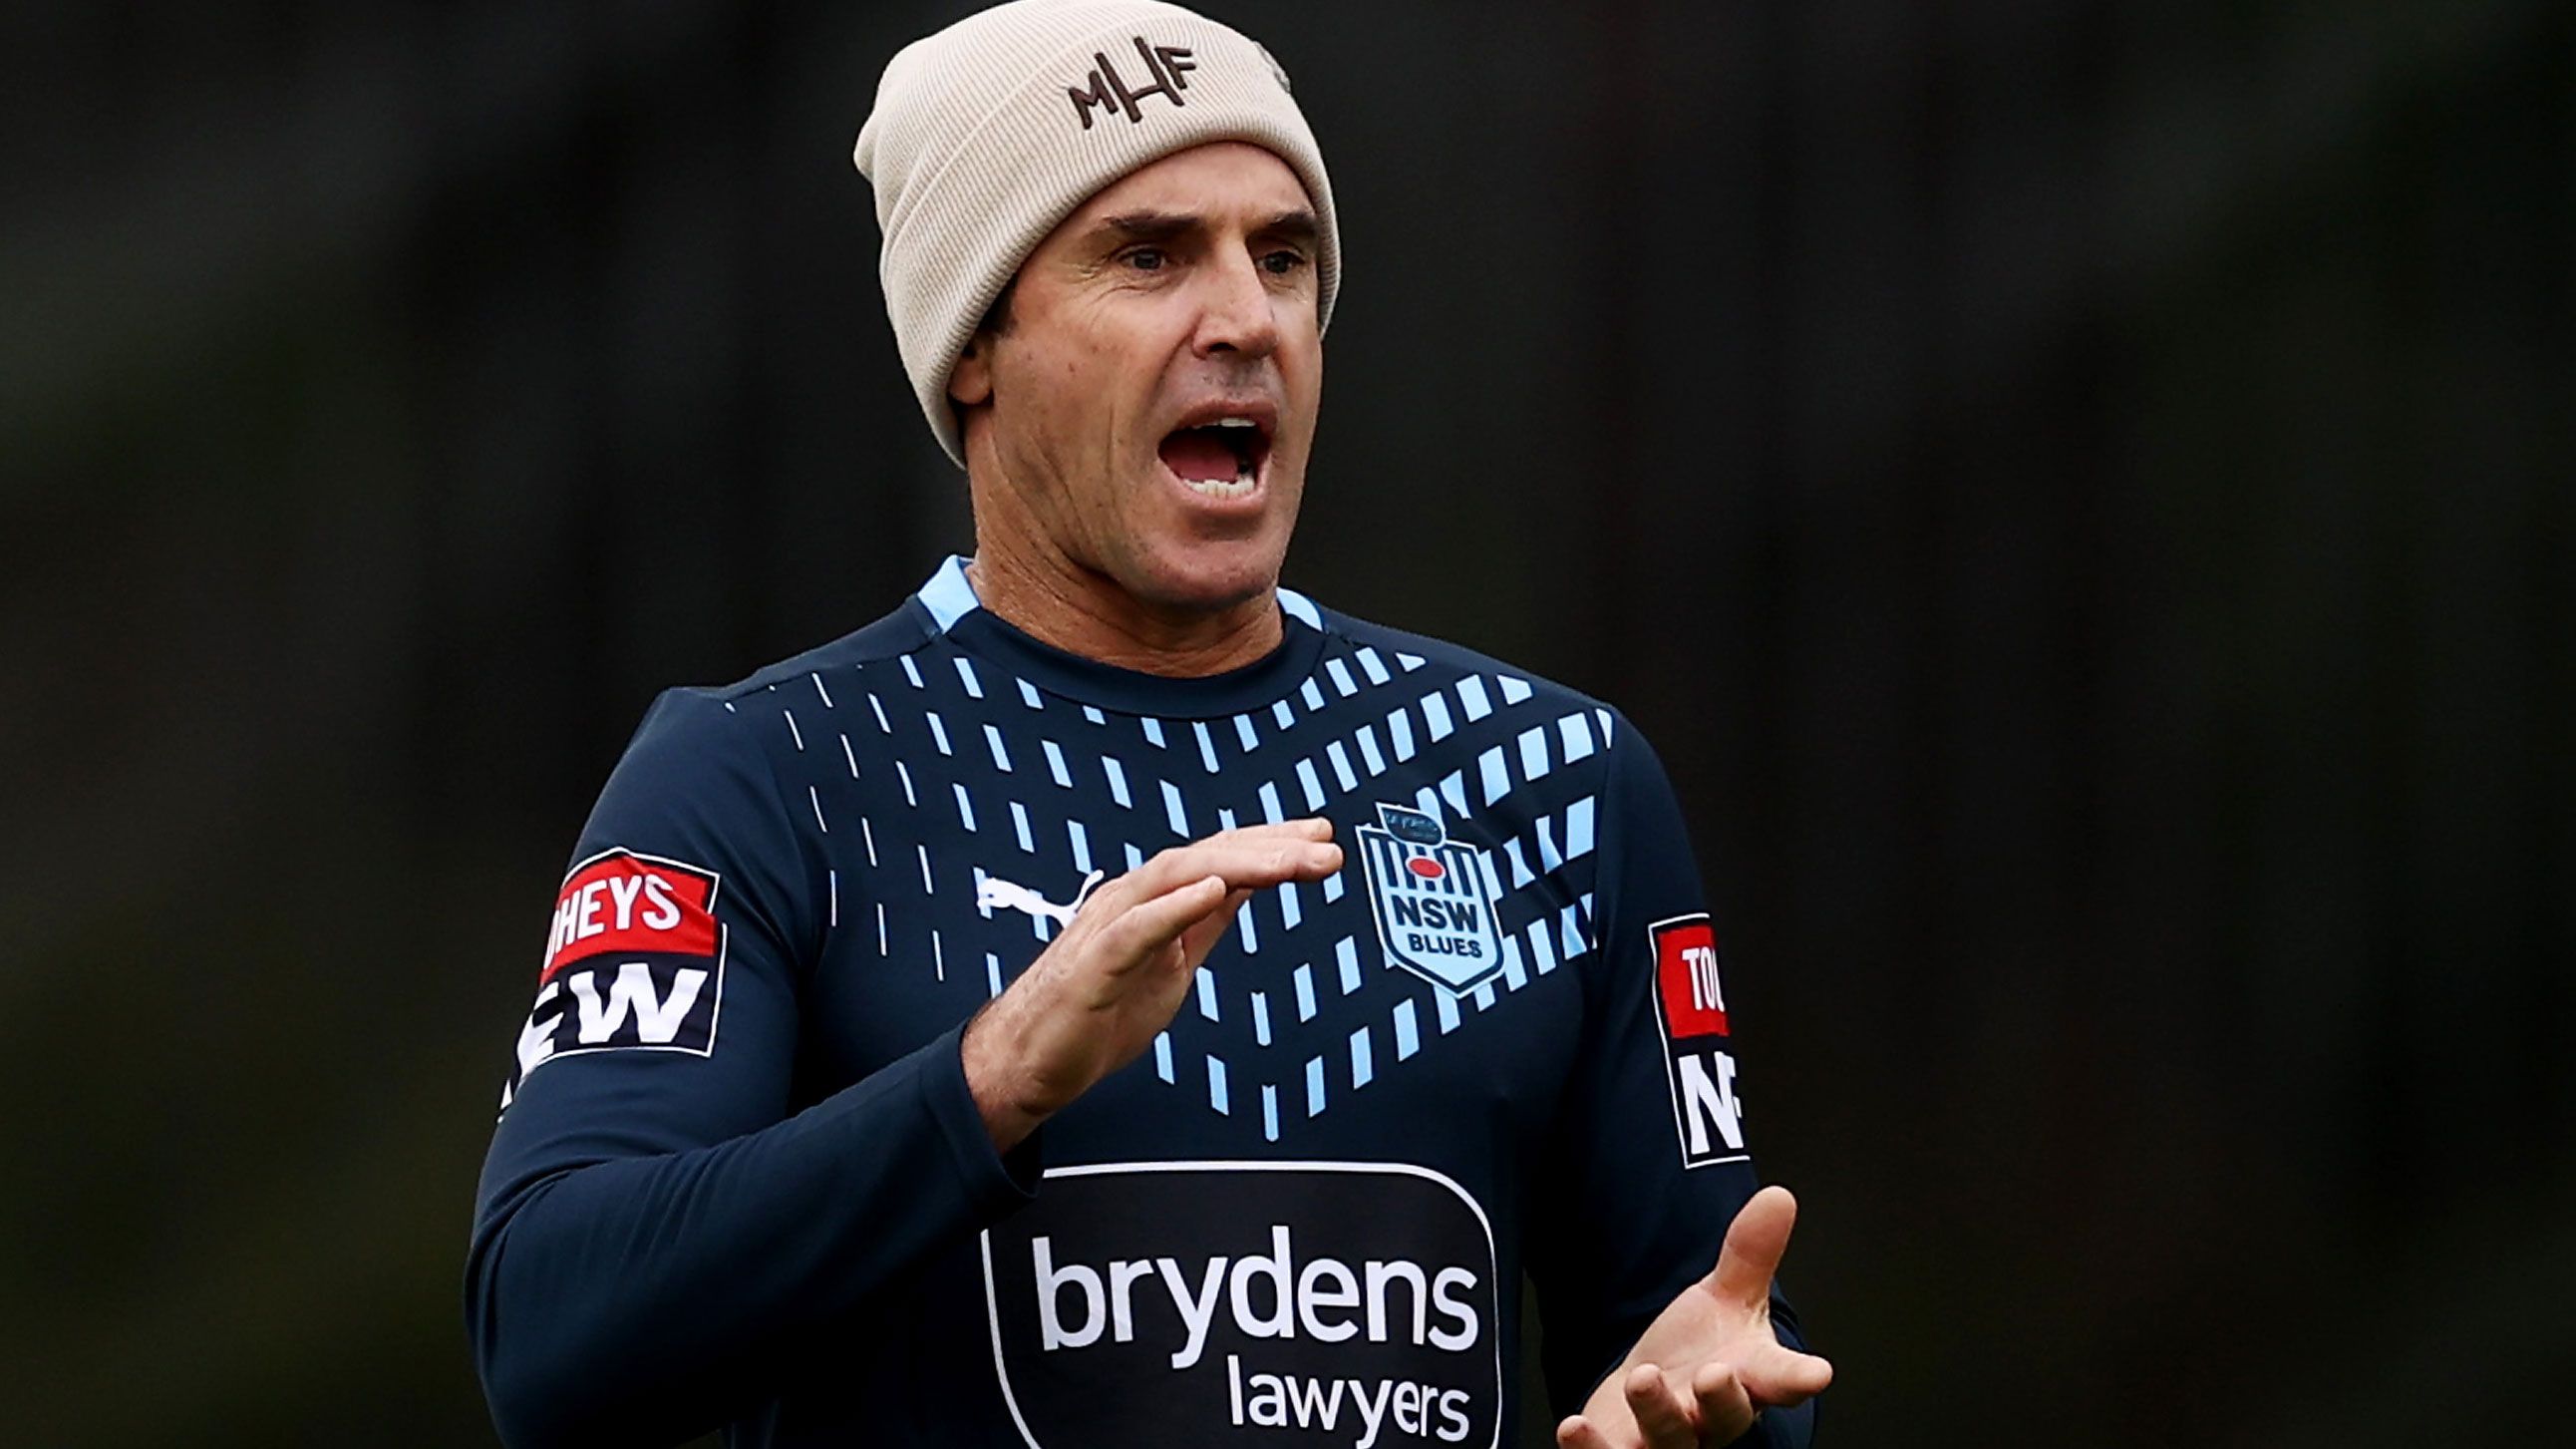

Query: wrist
[[960, 1001, 1054, 1151]]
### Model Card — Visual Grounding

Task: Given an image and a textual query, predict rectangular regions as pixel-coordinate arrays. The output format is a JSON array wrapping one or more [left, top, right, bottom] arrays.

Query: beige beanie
[[853, 0, 1341, 468]]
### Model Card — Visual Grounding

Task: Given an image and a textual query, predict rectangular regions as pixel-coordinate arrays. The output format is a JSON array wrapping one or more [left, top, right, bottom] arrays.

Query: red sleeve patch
[[539, 849, 722, 982], [1648, 912, 1746, 1169], [1652, 915, 1728, 1039]]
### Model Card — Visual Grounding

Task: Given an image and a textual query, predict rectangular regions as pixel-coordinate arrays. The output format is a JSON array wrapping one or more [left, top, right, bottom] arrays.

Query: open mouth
[[1156, 414, 1269, 500]]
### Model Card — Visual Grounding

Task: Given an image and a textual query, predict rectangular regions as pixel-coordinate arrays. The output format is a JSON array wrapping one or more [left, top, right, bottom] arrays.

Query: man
[[468, 2, 1829, 1446]]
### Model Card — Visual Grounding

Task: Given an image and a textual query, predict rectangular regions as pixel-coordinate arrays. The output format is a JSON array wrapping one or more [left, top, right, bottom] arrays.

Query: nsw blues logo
[[1358, 802, 1506, 994]]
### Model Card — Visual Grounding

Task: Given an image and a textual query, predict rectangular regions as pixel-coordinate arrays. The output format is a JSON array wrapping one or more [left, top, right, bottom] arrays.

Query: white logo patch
[[1357, 804, 1505, 994], [979, 868, 1108, 930]]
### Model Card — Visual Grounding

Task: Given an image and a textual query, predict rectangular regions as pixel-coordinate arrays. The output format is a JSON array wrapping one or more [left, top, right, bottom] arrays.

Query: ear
[[949, 335, 994, 408]]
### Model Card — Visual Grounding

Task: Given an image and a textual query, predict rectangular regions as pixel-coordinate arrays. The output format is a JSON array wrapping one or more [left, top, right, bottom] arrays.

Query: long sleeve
[[1525, 712, 1818, 1447], [465, 688, 1038, 1449]]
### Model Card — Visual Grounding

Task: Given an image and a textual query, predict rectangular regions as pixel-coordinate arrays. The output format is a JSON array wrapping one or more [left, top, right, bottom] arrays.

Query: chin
[[1122, 536, 1289, 614]]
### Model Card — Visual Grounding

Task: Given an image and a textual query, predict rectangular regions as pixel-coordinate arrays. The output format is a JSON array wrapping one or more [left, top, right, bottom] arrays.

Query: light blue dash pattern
[[1567, 797, 1596, 858], [1518, 725, 1549, 781], [1457, 676, 1492, 720], [1559, 711, 1596, 762]]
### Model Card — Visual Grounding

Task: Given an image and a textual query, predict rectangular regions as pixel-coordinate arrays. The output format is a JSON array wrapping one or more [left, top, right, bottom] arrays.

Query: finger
[[1163, 818, 1334, 862], [1175, 887, 1260, 964], [1554, 1415, 1617, 1449], [1690, 1361, 1756, 1442], [1090, 839, 1290, 915], [1122, 822, 1340, 897], [1738, 1344, 1833, 1407], [1185, 838, 1341, 894], [1092, 875, 1230, 972], [1621, 1364, 1698, 1449], [1707, 1185, 1798, 1308]]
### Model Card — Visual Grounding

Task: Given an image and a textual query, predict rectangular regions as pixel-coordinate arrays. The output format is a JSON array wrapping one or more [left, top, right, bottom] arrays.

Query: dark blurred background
[[6, 0, 2571, 1444]]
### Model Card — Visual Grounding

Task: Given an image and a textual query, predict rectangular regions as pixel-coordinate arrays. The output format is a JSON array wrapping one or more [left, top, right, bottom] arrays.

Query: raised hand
[[960, 819, 1342, 1148], [1556, 1187, 1833, 1449]]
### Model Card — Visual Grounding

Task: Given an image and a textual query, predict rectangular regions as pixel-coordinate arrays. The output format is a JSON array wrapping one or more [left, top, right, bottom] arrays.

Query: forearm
[[468, 1025, 1034, 1448]]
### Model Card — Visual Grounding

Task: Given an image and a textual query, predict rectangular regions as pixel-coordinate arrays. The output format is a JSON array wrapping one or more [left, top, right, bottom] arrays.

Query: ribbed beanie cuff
[[853, 0, 1339, 468]]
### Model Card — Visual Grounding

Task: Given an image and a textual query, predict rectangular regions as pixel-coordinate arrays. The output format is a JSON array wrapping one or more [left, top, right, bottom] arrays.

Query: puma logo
[[977, 868, 1108, 929]]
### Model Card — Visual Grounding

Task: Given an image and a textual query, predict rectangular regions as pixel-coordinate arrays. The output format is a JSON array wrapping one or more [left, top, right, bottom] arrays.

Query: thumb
[[1176, 886, 1258, 965], [1707, 1185, 1798, 1307]]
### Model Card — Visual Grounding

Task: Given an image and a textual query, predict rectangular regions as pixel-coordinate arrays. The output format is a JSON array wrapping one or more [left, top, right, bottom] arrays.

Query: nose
[[1191, 248, 1281, 361]]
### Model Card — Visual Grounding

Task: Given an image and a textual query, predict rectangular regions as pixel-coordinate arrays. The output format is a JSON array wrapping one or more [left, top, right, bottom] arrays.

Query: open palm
[[1556, 1187, 1833, 1449]]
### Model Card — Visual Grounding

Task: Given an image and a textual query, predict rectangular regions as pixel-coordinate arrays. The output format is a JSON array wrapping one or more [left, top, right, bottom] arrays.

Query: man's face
[[949, 142, 1324, 614]]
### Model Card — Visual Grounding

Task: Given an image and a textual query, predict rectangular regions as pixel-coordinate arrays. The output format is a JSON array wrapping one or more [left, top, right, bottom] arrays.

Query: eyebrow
[[1090, 207, 1322, 249], [1096, 209, 1199, 245], [1255, 209, 1322, 249]]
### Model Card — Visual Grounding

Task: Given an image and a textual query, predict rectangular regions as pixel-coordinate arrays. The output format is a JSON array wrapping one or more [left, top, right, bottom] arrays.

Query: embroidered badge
[[1357, 803, 1506, 994]]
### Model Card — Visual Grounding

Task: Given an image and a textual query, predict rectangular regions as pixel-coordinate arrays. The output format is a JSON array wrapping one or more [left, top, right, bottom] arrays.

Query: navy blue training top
[[468, 556, 1815, 1449]]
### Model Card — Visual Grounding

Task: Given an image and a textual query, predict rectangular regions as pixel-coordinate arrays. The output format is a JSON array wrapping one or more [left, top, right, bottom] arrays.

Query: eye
[[1124, 246, 1168, 272], [1259, 249, 1308, 276]]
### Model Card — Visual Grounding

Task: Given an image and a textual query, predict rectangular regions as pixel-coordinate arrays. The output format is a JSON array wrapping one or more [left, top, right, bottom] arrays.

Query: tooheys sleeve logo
[[981, 1162, 1503, 1449], [498, 849, 726, 1111], [1648, 914, 1748, 1169]]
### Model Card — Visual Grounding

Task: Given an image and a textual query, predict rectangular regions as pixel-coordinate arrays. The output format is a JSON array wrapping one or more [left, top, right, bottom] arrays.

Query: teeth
[[1183, 463, 1258, 499], [1213, 417, 1256, 429]]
